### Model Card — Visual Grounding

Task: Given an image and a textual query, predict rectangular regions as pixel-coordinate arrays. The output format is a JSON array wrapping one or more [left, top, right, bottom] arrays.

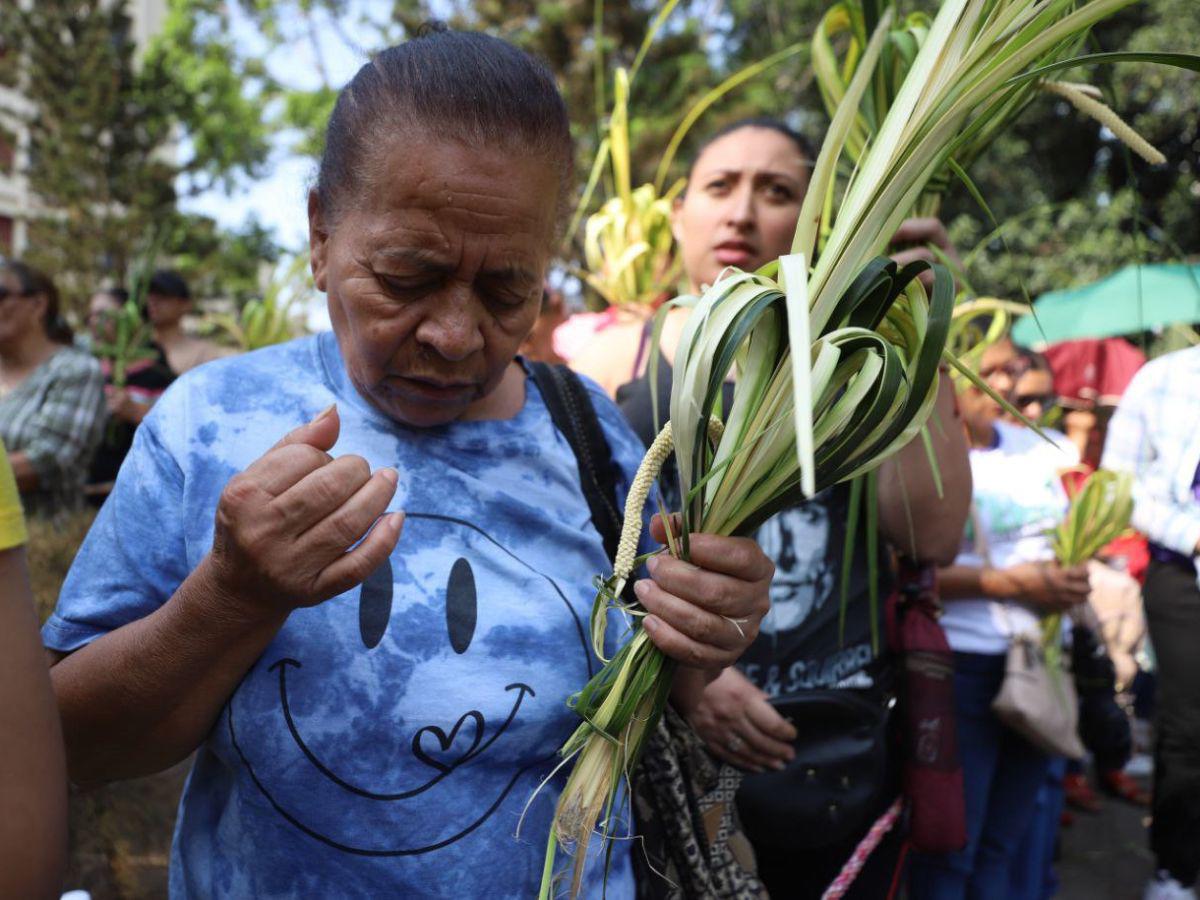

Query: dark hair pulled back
[[315, 24, 573, 232], [3, 260, 72, 344], [1014, 347, 1052, 377], [686, 116, 816, 184], [97, 286, 130, 305]]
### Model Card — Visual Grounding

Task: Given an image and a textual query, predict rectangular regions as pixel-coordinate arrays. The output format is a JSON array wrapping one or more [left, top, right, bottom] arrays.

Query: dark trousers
[[1144, 559, 1200, 886]]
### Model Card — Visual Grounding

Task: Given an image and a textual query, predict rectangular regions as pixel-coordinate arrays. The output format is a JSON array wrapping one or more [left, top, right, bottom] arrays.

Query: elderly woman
[[42, 29, 772, 898], [0, 261, 106, 518]]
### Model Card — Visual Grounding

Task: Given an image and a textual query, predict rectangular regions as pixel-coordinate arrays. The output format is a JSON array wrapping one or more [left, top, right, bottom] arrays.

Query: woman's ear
[[308, 190, 330, 292], [670, 194, 686, 246]]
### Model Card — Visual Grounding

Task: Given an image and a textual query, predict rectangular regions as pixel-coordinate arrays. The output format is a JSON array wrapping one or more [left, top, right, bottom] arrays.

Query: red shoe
[[1064, 772, 1103, 812], [1100, 769, 1151, 806]]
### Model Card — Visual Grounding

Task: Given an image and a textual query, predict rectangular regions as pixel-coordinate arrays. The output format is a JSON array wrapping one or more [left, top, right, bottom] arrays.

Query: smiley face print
[[224, 513, 598, 857]]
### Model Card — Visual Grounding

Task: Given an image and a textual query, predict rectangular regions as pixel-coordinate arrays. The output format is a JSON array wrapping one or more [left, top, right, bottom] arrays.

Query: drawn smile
[[227, 661, 543, 856], [270, 658, 535, 799]]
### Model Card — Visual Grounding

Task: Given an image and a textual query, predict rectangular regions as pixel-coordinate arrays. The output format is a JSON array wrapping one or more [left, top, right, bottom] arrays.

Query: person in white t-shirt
[[909, 337, 1089, 898]]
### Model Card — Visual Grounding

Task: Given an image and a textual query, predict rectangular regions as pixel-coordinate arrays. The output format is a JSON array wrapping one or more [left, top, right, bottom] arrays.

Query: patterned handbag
[[631, 706, 767, 900]]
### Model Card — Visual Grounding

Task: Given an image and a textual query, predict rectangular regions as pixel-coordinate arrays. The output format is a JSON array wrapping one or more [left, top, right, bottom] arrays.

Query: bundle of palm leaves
[[93, 231, 163, 388], [1043, 468, 1134, 652], [812, 0, 1170, 377], [812, 0, 1167, 222], [542, 1, 1194, 895], [91, 300, 159, 388]]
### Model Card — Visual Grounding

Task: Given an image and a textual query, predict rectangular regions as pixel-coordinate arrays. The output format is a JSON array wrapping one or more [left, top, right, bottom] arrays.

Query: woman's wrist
[[182, 555, 290, 634], [669, 666, 715, 717], [979, 566, 1014, 600]]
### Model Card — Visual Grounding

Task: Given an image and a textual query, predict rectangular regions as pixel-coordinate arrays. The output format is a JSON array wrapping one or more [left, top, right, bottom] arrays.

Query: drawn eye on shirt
[[445, 558, 478, 654], [358, 560, 393, 650], [358, 555, 478, 654]]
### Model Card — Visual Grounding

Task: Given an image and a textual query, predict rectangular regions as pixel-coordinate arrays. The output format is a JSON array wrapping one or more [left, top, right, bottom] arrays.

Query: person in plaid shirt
[[1102, 344, 1200, 900], [0, 261, 106, 519]]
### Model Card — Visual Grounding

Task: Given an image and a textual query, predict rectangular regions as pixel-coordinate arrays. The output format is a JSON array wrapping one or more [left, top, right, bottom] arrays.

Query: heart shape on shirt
[[412, 710, 485, 773]]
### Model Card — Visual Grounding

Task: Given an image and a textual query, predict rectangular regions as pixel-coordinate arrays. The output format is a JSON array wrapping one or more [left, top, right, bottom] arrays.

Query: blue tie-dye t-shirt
[[43, 332, 650, 898]]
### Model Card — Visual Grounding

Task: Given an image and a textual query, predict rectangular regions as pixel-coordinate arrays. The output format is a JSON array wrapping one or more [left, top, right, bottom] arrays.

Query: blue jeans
[[1009, 756, 1067, 900], [908, 652, 1052, 900]]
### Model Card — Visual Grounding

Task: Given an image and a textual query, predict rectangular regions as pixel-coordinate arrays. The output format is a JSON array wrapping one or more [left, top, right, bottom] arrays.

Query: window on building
[[0, 217, 13, 256]]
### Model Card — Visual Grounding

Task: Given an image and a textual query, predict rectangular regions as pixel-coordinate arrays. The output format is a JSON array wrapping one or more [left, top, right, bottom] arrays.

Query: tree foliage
[[939, 0, 1200, 300], [5, 0, 1194, 318], [165, 214, 281, 304], [0, 0, 271, 312]]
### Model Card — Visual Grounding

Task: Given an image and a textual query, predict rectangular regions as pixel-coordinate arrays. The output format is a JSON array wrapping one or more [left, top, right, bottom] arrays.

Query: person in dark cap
[[146, 269, 231, 375]]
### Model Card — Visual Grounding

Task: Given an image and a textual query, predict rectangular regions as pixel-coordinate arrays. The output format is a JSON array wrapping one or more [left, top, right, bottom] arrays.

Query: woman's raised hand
[[634, 513, 774, 670], [988, 560, 1091, 612], [203, 405, 404, 618]]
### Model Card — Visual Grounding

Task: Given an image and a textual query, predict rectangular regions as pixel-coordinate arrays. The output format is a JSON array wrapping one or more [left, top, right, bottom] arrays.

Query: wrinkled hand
[[204, 405, 404, 619], [888, 217, 962, 290], [634, 514, 773, 670], [685, 667, 797, 773], [991, 560, 1091, 612]]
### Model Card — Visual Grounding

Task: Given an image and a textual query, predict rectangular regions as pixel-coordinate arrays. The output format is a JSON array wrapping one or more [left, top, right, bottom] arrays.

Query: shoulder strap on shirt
[[528, 361, 624, 564]]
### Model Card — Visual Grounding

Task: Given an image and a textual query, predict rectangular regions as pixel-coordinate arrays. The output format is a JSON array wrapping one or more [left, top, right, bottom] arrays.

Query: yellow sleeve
[[0, 438, 28, 550]]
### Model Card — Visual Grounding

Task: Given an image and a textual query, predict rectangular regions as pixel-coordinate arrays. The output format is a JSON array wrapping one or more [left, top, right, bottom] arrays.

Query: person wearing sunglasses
[[1002, 353, 1058, 427], [0, 261, 105, 518]]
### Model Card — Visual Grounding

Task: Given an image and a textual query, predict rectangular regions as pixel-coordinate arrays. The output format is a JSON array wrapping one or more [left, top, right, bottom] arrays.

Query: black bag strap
[[528, 361, 624, 564]]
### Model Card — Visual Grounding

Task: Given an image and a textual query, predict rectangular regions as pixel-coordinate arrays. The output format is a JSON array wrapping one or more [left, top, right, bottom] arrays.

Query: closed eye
[[378, 273, 441, 297]]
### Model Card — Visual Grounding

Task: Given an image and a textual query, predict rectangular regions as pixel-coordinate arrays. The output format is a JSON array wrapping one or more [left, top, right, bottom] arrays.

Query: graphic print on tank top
[[738, 485, 890, 698]]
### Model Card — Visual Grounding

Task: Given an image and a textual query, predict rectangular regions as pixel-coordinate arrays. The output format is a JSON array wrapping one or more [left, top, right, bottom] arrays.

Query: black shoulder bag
[[527, 361, 624, 563]]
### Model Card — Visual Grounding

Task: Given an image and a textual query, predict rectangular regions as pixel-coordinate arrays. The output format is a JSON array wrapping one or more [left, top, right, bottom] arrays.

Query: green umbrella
[[1012, 263, 1200, 348]]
